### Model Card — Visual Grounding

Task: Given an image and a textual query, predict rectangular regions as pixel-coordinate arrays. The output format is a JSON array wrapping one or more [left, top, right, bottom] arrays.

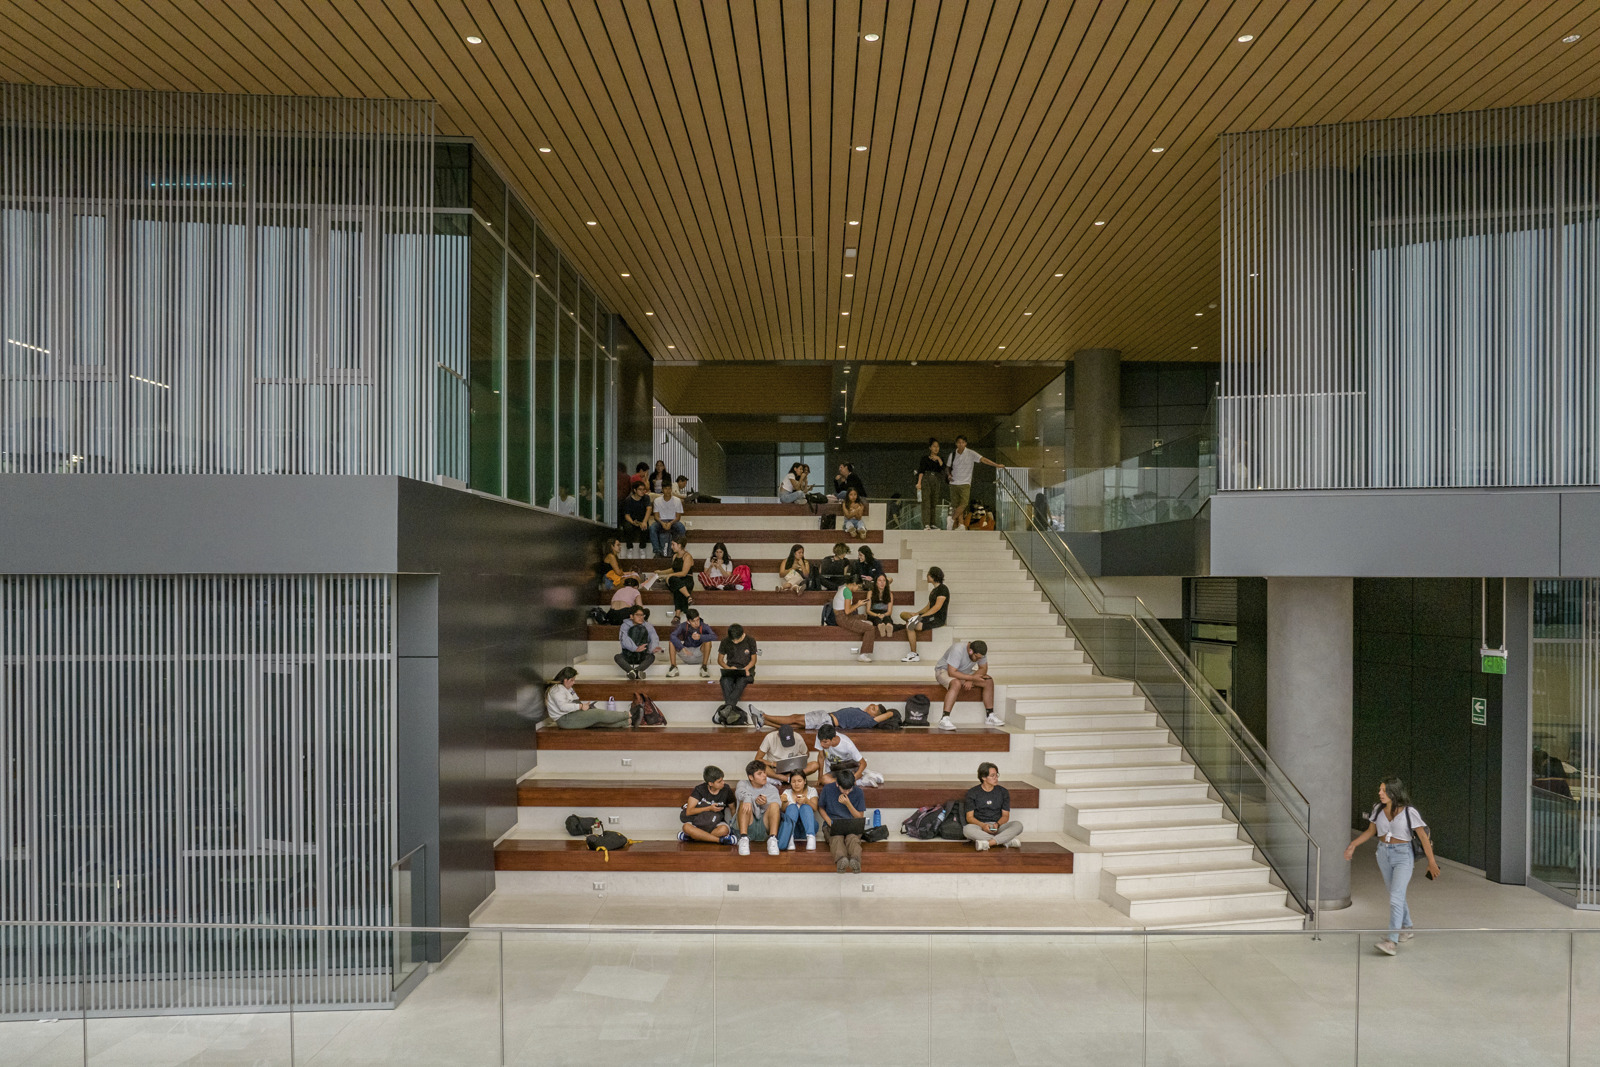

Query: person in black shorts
[[678, 765, 737, 845], [901, 566, 949, 661]]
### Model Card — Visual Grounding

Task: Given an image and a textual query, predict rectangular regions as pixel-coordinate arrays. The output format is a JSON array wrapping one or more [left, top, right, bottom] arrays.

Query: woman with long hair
[[700, 542, 753, 592], [649, 459, 672, 494], [855, 545, 884, 585], [840, 487, 867, 539], [778, 544, 812, 595], [778, 462, 806, 505], [600, 537, 642, 592], [863, 572, 897, 638], [544, 666, 628, 729], [1344, 776, 1440, 956], [655, 536, 696, 620]]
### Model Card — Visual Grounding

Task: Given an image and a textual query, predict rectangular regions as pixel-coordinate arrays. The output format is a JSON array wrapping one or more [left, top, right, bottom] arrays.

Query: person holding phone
[[1344, 776, 1440, 956]]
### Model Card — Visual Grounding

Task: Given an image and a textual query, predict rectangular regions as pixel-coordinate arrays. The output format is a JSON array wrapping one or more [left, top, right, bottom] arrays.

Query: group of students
[[914, 435, 1006, 530], [681, 727, 1023, 868]]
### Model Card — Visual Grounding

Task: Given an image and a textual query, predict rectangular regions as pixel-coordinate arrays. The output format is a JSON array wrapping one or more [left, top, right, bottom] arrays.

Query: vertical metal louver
[[1190, 578, 1238, 625], [0, 574, 395, 1015], [0, 84, 435, 477], [1220, 97, 1600, 491]]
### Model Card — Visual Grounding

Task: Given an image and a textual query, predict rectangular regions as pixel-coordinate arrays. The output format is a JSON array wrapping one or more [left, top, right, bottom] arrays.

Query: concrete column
[[1266, 576, 1354, 908], [1073, 348, 1121, 469]]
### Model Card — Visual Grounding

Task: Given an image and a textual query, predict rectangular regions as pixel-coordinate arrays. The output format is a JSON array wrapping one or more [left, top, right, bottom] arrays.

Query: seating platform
[[685, 503, 861, 516], [626, 555, 900, 572], [571, 681, 992, 703], [669, 528, 883, 545], [533, 725, 1011, 751], [597, 590, 915, 606], [495, 837, 1073, 874], [585, 624, 931, 642], [518, 777, 1039, 808]]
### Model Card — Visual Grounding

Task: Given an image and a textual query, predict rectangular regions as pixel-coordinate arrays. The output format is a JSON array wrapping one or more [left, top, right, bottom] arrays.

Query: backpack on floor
[[901, 804, 946, 839], [630, 691, 667, 727], [862, 825, 890, 843], [713, 702, 749, 726], [903, 694, 932, 727], [937, 799, 969, 841], [565, 814, 602, 837], [584, 831, 635, 860]]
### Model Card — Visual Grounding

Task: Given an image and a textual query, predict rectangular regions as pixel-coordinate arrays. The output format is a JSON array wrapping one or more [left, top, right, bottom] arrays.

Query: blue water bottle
[[872, 809, 882, 828]]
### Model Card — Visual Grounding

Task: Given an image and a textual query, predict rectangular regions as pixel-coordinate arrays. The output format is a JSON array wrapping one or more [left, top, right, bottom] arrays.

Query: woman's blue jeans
[[778, 804, 818, 849], [1376, 841, 1415, 942], [778, 490, 806, 504]]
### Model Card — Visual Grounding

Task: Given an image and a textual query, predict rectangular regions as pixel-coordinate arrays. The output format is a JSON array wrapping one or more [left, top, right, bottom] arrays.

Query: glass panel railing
[[1, 922, 1594, 1066], [392, 844, 428, 992], [993, 469, 1321, 922]]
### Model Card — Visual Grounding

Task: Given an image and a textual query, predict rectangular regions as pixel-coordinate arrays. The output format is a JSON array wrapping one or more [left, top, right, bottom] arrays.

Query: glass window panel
[[505, 261, 533, 504], [534, 283, 557, 510], [534, 229, 557, 287], [578, 329, 596, 520], [507, 198, 534, 269], [559, 283, 579, 510], [433, 214, 470, 483], [433, 144, 470, 210], [468, 219, 503, 495], [579, 279, 596, 330], [469, 149, 505, 233], [559, 261, 578, 314]]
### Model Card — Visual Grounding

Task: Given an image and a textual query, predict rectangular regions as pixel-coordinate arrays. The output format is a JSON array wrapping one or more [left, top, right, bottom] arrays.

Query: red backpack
[[630, 691, 667, 726]]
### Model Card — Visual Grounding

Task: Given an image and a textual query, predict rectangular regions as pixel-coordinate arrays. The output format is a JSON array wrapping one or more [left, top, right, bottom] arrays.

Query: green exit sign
[[1481, 651, 1508, 675], [1471, 697, 1487, 726]]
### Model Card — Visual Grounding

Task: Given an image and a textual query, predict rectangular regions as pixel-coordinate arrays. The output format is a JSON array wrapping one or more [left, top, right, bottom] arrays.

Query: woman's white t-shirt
[[780, 474, 799, 494], [782, 787, 816, 806], [1371, 805, 1427, 840]]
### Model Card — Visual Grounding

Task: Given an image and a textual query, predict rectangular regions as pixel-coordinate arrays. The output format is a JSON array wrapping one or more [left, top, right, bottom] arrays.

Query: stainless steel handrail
[[994, 469, 1321, 925]]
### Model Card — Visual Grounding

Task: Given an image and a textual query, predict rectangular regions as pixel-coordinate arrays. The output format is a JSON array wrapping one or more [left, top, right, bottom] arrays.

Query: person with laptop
[[755, 724, 810, 778], [819, 767, 867, 873]]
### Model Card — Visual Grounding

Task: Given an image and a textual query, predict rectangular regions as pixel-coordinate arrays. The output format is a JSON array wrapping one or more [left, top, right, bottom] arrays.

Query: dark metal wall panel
[[0, 85, 435, 478], [0, 573, 395, 1015], [1220, 97, 1600, 491]]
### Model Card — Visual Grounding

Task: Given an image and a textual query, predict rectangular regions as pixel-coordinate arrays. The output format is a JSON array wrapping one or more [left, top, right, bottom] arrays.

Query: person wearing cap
[[754, 723, 810, 777]]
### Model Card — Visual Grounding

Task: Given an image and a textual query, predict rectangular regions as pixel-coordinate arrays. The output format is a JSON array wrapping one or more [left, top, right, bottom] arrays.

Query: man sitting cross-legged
[[678, 765, 738, 845], [819, 768, 867, 873], [734, 760, 783, 856]]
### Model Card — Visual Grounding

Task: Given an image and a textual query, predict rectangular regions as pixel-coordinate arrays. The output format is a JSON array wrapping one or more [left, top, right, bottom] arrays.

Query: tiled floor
[[5, 843, 1597, 1066]]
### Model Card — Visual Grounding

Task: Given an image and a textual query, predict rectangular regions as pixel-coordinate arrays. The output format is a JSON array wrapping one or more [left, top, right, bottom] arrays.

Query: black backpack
[[585, 830, 632, 856], [901, 803, 946, 839], [565, 814, 601, 837], [874, 707, 903, 731], [904, 694, 932, 727], [627, 622, 651, 647], [713, 703, 749, 726], [937, 799, 969, 840]]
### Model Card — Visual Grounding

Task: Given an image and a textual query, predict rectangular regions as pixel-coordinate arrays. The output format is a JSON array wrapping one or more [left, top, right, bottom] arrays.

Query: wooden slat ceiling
[[3, 1, 1598, 365]]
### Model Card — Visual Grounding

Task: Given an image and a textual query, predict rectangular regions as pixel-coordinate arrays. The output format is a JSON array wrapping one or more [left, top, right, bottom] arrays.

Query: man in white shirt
[[810, 723, 865, 785], [945, 435, 1005, 530], [548, 486, 579, 516], [650, 483, 687, 557]]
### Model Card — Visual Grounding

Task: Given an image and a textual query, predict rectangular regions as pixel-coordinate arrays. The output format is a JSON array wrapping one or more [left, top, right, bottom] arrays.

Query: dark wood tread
[[534, 726, 1011, 751], [495, 837, 1071, 873], [586, 624, 916, 643], [519, 778, 1039, 808], [687, 503, 867, 516], [573, 681, 985, 702], [670, 530, 883, 544], [597, 590, 915, 607], [626, 557, 899, 572]]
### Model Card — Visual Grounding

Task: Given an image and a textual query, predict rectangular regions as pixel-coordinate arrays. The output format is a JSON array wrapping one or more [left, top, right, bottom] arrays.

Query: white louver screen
[[0, 574, 395, 1015]]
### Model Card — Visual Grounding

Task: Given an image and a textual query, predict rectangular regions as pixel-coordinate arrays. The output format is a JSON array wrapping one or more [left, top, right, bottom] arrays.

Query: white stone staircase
[[898, 530, 1305, 930]]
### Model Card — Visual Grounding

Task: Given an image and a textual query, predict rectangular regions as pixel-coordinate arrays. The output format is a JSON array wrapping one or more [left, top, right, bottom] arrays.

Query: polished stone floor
[[5, 842, 1598, 1066]]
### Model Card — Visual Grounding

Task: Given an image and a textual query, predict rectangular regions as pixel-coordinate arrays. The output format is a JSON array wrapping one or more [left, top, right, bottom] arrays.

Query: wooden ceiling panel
[[3, 0, 1598, 364]]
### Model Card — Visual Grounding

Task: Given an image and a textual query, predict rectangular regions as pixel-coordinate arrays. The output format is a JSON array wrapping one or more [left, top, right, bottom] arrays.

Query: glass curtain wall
[[1531, 579, 1600, 907], [434, 144, 615, 523]]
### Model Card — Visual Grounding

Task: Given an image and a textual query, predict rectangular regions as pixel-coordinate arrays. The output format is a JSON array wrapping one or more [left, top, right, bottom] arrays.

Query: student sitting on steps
[[778, 544, 813, 594], [543, 666, 629, 729], [734, 760, 783, 856], [964, 761, 1022, 850], [590, 576, 644, 625], [678, 765, 737, 845], [754, 724, 810, 778], [778, 770, 820, 851], [808, 723, 869, 786], [614, 605, 660, 680], [819, 768, 867, 873], [816, 542, 857, 591], [933, 639, 999, 731], [667, 608, 716, 678], [829, 579, 879, 662], [899, 566, 949, 661]]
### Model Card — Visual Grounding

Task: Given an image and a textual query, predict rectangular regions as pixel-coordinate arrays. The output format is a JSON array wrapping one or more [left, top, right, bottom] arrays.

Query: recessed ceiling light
[[465, 35, 483, 44], [1190, 346, 1199, 350], [839, 345, 846, 349], [854, 145, 868, 152], [1564, 33, 1581, 43], [863, 33, 880, 42], [1151, 146, 1165, 153], [841, 311, 850, 316], [538, 146, 552, 154], [1053, 272, 1063, 278], [646, 311, 654, 315], [848, 220, 860, 226], [620, 273, 630, 277], [997, 345, 1006, 350], [1094, 220, 1105, 226], [840, 389, 847, 394], [1237, 34, 1254, 43], [586, 220, 597, 226], [910, 361, 917, 366], [844, 273, 854, 278], [1023, 311, 1032, 316], [1248, 272, 1259, 278], [1195, 312, 1203, 316], [667, 344, 675, 348]]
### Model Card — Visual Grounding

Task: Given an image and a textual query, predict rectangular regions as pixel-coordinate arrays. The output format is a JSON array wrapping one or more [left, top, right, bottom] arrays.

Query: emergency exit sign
[[1471, 697, 1487, 726]]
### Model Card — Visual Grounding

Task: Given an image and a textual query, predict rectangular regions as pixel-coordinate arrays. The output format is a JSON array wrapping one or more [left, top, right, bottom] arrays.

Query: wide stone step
[[535, 724, 1012, 751], [1097, 841, 1260, 871], [1105, 861, 1274, 894], [1013, 703, 1152, 725], [1071, 798, 1225, 828], [1146, 908, 1306, 932], [1114, 883, 1290, 923], [1046, 761, 1200, 787], [1033, 726, 1174, 749], [627, 554, 902, 573], [1083, 818, 1243, 849], [1062, 781, 1214, 806], [1044, 744, 1187, 768]]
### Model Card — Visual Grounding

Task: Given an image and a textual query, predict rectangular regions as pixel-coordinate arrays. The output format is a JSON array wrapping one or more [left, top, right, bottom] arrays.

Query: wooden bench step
[[495, 837, 1072, 873], [597, 591, 915, 607], [534, 726, 1011, 751], [670, 529, 883, 544], [518, 778, 1040, 808], [573, 681, 988, 702], [626, 557, 900, 572], [586, 624, 925, 642], [686, 503, 866, 516]]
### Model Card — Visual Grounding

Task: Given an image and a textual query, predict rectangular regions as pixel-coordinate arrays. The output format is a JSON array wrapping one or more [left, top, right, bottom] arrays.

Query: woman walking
[[1344, 777, 1440, 956]]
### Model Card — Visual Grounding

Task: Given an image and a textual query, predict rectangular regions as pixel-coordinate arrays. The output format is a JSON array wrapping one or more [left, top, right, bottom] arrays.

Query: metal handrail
[[994, 469, 1321, 924]]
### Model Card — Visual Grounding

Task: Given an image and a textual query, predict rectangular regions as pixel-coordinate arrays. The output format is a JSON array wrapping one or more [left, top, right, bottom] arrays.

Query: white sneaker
[[937, 716, 957, 731], [985, 713, 1004, 727], [737, 837, 750, 856], [901, 652, 920, 662], [974, 840, 990, 851], [1004, 838, 1022, 849], [666, 666, 680, 678], [766, 837, 780, 856], [858, 653, 873, 663], [747, 705, 765, 728], [806, 835, 817, 851], [699, 663, 710, 677], [787, 838, 797, 851], [1376, 940, 1397, 956], [1398, 932, 1415, 943]]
